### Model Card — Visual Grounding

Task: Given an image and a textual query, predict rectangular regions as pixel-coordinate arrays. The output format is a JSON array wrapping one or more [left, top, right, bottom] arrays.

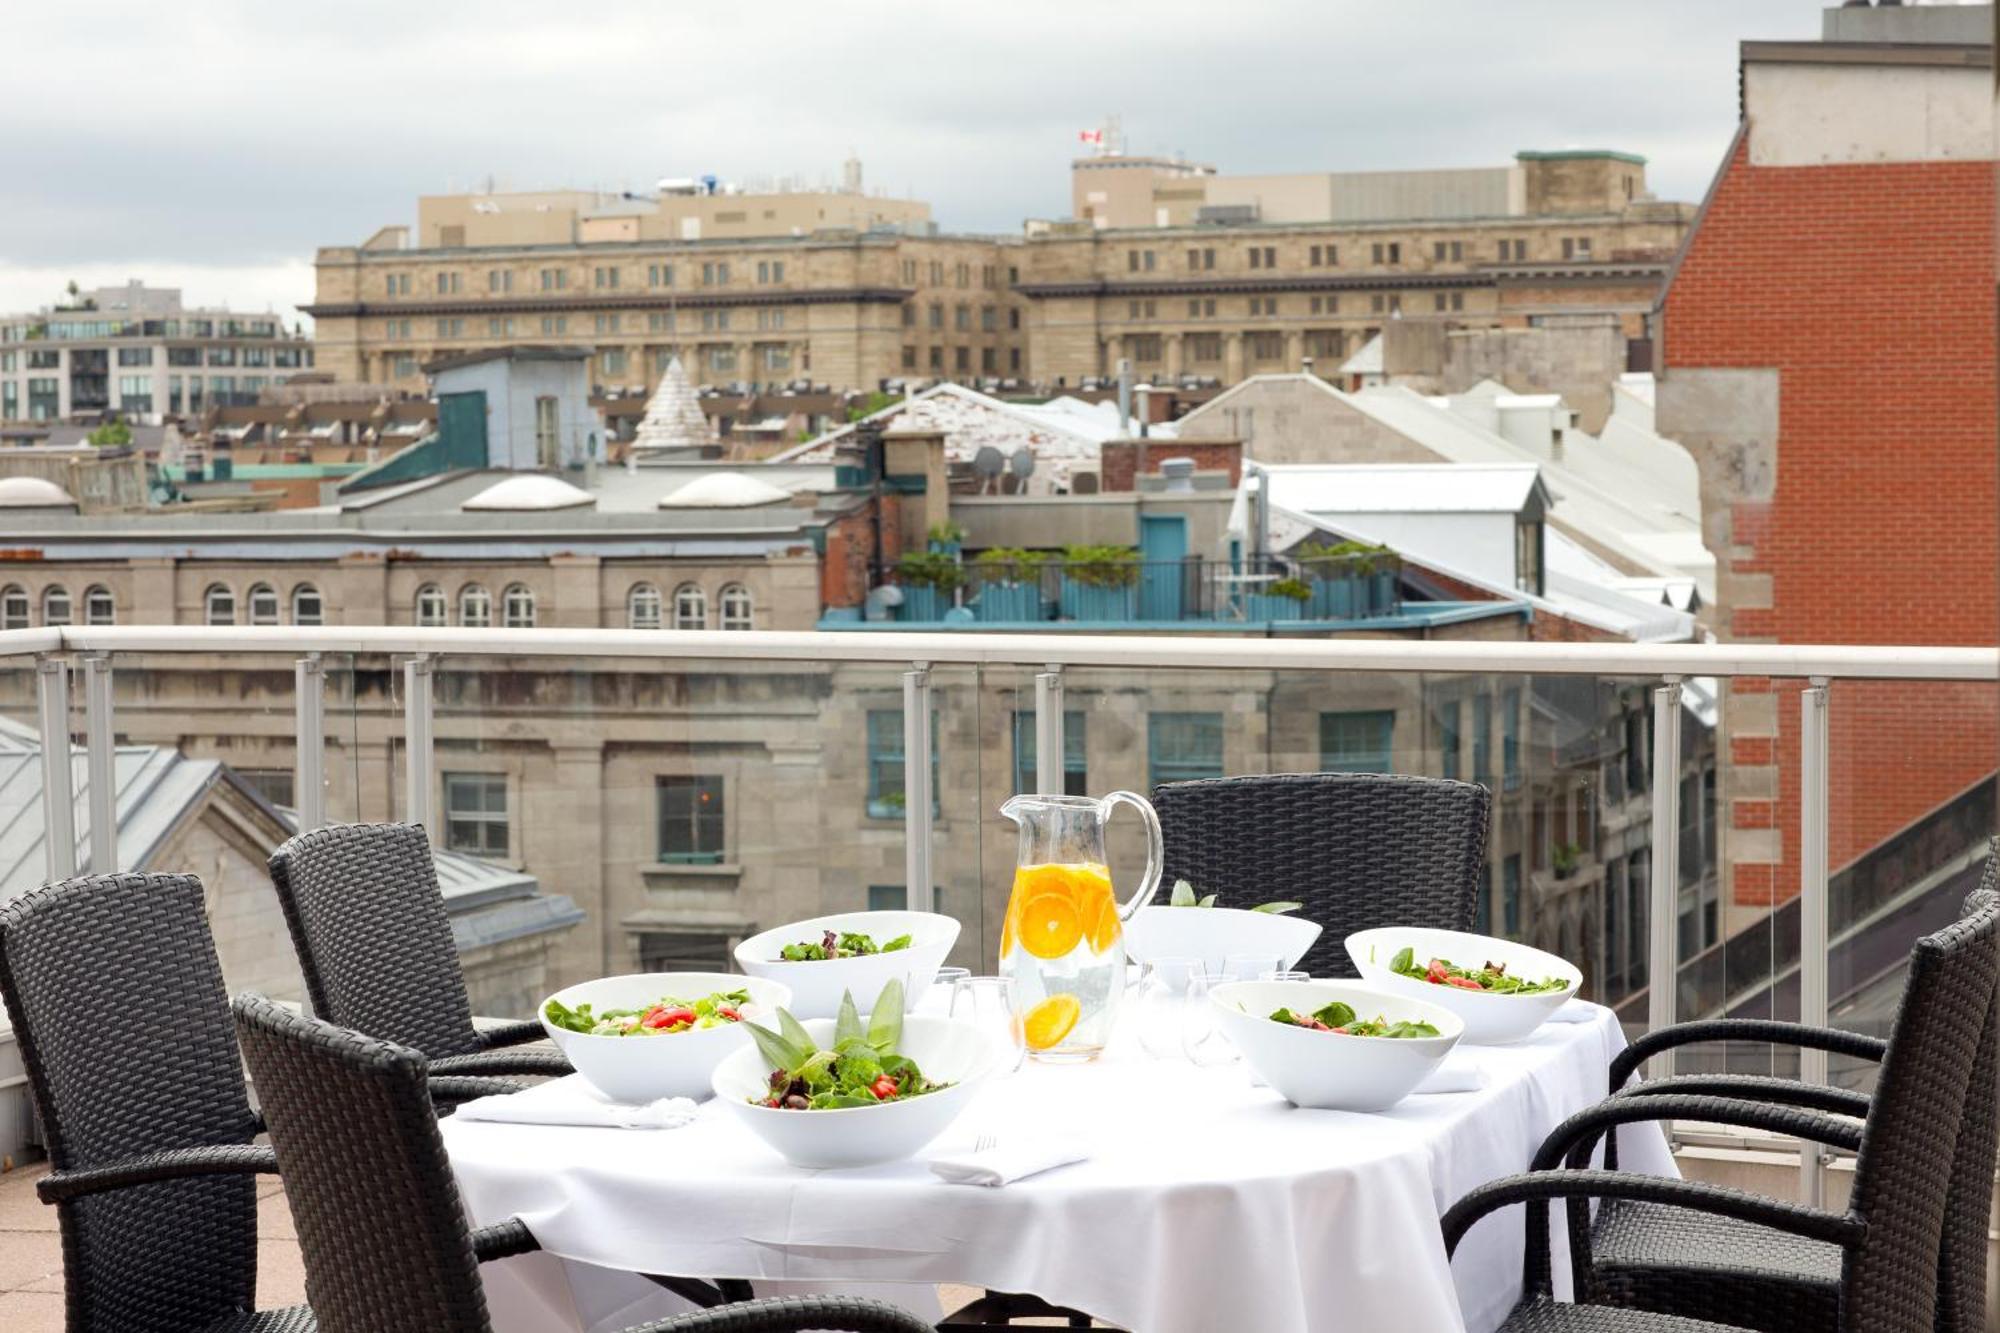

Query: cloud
[[5, 0, 1828, 315]]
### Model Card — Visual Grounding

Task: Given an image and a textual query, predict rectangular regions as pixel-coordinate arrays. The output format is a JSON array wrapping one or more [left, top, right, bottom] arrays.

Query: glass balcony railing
[[0, 626, 1990, 1199]]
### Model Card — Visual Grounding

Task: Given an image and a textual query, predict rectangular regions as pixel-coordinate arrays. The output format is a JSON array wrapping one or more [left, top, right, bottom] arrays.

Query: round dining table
[[443, 996, 1675, 1333]]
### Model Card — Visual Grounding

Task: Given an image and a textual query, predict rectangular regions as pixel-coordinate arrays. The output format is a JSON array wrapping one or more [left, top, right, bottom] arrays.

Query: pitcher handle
[[1104, 789, 1163, 921]]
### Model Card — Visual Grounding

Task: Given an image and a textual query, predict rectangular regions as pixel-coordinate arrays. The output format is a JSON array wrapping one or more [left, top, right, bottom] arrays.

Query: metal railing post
[[37, 656, 76, 882], [1799, 678, 1831, 1206], [294, 654, 326, 832], [1034, 666, 1064, 794], [903, 664, 932, 912], [83, 654, 116, 874], [1647, 678, 1683, 1080], [404, 654, 434, 841]]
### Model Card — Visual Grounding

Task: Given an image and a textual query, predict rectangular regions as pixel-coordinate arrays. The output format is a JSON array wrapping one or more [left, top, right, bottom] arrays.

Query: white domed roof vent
[[461, 474, 596, 512], [0, 477, 77, 509], [657, 473, 792, 509]]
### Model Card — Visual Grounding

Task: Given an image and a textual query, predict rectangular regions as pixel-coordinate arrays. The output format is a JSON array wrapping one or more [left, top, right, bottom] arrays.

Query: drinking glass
[[1181, 967, 1238, 1067], [950, 975, 1027, 1076], [1262, 970, 1310, 983], [1132, 956, 1207, 1061], [1222, 953, 1285, 983]]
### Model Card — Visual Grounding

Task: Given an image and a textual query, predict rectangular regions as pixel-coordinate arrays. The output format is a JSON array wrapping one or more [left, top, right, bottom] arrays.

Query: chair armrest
[[1610, 1019, 1887, 1091], [429, 1074, 524, 1104], [627, 1294, 940, 1333], [470, 1218, 540, 1264], [431, 1049, 571, 1078], [474, 1019, 549, 1052], [1614, 1073, 1871, 1120], [1533, 1092, 1863, 1176], [38, 1144, 279, 1204], [1441, 1168, 1863, 1298]]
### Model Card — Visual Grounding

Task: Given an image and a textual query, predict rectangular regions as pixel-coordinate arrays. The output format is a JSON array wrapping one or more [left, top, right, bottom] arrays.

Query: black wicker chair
[[1442, 885, 2000, 1333], [1542, 850, 2000, 1333], [268, 822, 567, 1080], [1153, 772, 1490, 977], [229, 992, 933, 1333]]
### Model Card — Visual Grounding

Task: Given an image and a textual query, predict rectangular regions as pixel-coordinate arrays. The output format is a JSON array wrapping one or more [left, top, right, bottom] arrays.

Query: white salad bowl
[[538, 971, 792, 1104], [1210, 979, 1462, 1112], [1344, 927, 1582, 1046], [712, 1015, 996, 1168], [734, 911, 960, 1020], [1122, 904, 1322, 979]]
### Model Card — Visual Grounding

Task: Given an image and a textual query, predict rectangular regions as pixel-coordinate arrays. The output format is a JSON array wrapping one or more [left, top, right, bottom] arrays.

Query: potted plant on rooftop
[[970, 547, 1047, 623], [894, 550, 965, 622], [927, 520, 967, 559], [1296, 539, 1367, 619], [1247, 575, 1313, 622], [1058, 544, 1140, 621]]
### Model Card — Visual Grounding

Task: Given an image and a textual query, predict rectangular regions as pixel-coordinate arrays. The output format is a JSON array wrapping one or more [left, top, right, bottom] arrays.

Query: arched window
[[205, 584, 235, 625], [291, 584, 324, 626], [41, 586, 71, 627], [673, 582, 707, 631], [459, 584, 492, 628], [502, 584, 536, 628], [0, 586, 28, 630], [627, 583, 662, 631], [83, 586, 114, 626], [414, 583, 447, 627], [247, 583, 280, 626], [718, 583, 754, 631]]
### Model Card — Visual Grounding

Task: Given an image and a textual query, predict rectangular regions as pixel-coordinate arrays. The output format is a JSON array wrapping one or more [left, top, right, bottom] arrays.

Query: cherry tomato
[[644, 1006, 698, 1029], [716, 1007, 742, 1022], [1426, 960, 1450, 984], [870, 1076, 899, 1100], [1329, 1026, 1349, 1034], [1445, 975, 1485, 991]]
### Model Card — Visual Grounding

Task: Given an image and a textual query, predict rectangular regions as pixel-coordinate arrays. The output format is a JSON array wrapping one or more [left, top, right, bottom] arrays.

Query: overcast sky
[[2, 0, 1832, 323]]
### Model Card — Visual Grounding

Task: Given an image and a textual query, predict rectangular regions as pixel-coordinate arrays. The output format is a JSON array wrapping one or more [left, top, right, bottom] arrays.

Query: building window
[[657, 775, 725, 864], [534, 396, 559, 470], [600, 348, 626, 377], [292, 584, 324, 626], [649, 263, 673, 287], [501, 584, 535, 628], [1187, 248, 1215, 271], [487, 270, 512, 293], [245, 584, 280, 626], [1320, 710, 1394, 774], [718, 583, 753, 630], [40, 586, 70, 627], [237, 769, 295, 808], [868, 885, 904, 912], [1502, 687, 1521, 787], [204, 584, 235, 626], [1471, 693, 1491, 784], [594, 266, 620, 289], [1246, 331, 1283, 362], [1435, 698, 1461, 780], [628, 583, 662, 630], [1148, 712, 1224, 787], [540, 316, 566, 335], [83, 586, 113, 626], [866, 708, 939, 819], [1188, 333, 1222, 363], [415, 584, 447, 627], [1515, 519, 1544, 595], [442, 772, 509, 857], [673, 582, 707, 630], [459, 584, 492, 628], [0, 586, 26, 630], [539, 268, 568, 291], [1012, 710, 1086, 796], [1371, 241, 1401, 265], [1562, 236, 1592, 260]]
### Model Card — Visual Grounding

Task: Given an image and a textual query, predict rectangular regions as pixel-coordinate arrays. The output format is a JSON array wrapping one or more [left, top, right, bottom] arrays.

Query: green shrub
[[1061, 544, 1140, 588], [927, 520, 967, 546], [972, 547, 1046, 581], [895, 550, 965, 591], [1297, 539, 1401, 578], [1267, 577, 1312, 601]]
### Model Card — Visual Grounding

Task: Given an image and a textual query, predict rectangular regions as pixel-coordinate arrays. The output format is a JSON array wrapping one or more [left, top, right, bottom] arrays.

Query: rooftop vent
[[1159, 457, 1196, 493]]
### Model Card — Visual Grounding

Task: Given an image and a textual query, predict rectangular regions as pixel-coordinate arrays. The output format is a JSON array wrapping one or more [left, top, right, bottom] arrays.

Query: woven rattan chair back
[[1939, 854, 2000, 1333], [269, 821, 481, 1058], [233, 991, 494, 1333], [0, 873, 260, 1333], [1840, 888, 2000, 1332], [1152, 772, 1490, 978]]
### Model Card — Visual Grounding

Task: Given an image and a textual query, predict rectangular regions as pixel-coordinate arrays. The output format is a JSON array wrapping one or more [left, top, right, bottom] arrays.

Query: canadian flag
[[1078, 129, 1103, 145]]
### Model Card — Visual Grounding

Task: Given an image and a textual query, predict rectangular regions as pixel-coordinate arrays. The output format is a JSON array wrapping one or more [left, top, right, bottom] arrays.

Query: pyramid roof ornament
[[631, 356, 713, 459]]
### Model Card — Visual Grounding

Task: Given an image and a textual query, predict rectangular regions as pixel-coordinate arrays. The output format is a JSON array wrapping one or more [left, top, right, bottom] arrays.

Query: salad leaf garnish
[[746, 983, 948, 1111], [834, 990, 866, 1047], [867, 977, 905, 1053], [1167, 878, 1299, 915]]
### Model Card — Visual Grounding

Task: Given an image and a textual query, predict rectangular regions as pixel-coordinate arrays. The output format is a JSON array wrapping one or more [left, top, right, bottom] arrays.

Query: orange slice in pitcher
[[1023, 994, 1082, 1050], [1017, 892, 1083, 959], [999, 891, 1019, 957]]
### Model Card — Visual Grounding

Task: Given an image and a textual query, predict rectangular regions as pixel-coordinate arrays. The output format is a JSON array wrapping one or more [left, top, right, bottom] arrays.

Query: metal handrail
[[6, 626, 1992, 681]]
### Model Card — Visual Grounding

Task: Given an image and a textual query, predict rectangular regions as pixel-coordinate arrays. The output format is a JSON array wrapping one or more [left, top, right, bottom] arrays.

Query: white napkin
[[1545, 998, 1596, 1024], [930, 1134, 1093, 1187], [1414, 1053, 1487, 1094], [452, 1074, 700, 1130]]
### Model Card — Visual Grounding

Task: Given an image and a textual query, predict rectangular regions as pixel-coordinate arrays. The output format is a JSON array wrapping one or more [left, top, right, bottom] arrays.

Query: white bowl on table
[[1123, 905, 1322, 979], [537, 971, 792, 1103], [1210, 979, 1462, 1112], [734, 911, 959, 1020], [712, 1015, 996, 1168], [1344, 927, 1581, 1046]]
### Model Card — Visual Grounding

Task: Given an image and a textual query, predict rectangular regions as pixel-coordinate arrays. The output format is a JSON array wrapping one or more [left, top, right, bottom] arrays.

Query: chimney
[[1301, 355, 1315, 378], [1116, 358, 1133, 432]]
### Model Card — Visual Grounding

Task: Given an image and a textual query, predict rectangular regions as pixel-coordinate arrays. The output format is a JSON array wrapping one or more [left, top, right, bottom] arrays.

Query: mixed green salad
[[543, 988, 750, 1036], [1167, 878, 1301, 915], [745, 980, 950, 1110], [778, 929, 913, 962], [1388, 946, 1568, 995], [1269, 999, 1440, 1039]]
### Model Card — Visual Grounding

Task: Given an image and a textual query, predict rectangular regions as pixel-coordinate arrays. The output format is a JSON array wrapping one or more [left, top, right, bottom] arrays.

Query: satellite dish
[[1009, 448, 1036, 478], [972, 446, 1005, 477]]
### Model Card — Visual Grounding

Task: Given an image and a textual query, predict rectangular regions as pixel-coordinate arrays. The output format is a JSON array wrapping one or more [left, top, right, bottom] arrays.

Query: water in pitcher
[[998, 794, 1161, 1062]]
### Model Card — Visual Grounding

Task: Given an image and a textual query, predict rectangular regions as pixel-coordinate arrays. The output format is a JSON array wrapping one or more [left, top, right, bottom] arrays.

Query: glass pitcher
[[998, 792, 1162, 1063]]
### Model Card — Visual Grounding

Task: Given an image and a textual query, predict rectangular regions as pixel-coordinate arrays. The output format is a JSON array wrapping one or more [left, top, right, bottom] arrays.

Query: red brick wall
[[1663, 137, 1998, 903], [1100, 439, 1242, 492], [821, 497, 904, 609]]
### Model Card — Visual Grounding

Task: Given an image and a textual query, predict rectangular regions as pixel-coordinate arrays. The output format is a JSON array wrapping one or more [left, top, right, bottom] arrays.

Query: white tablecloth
[[444, 1002, 1673, 1333]]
